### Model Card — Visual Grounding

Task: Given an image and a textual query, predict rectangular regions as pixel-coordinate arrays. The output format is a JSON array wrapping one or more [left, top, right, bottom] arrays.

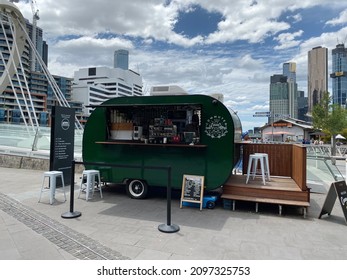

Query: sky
[[14, 0, 347, 131]]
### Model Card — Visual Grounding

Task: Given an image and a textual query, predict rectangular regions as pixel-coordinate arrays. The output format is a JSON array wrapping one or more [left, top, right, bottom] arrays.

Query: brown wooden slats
[[291, 144, 307, 191], [225, 143, 309, 206], [223, 185, 309, 202], [241, 143, 306, 189]]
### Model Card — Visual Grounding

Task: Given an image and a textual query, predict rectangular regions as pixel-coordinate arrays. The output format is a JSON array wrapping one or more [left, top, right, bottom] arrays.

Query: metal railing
[[305, 144, 347, 157]]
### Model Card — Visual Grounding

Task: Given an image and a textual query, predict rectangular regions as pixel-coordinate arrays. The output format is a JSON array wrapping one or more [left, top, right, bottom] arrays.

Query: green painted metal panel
[[82, 94, 241, 190]]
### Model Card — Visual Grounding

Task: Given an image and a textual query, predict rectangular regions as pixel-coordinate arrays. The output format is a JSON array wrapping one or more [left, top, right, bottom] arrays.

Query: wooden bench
[[221, 194, 310, 218]]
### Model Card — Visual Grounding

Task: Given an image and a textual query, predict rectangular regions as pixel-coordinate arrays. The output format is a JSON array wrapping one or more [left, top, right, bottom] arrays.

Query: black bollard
[[61, 160, 82, 219], [158, 167, 180, 233]]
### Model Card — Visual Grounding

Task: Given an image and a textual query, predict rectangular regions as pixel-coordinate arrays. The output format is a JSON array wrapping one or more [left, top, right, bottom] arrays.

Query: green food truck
[[82, 94, 242, 198]]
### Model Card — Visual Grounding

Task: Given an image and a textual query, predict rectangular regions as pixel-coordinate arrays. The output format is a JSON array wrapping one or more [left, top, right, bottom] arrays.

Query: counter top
[[95, 141, 207, 148]]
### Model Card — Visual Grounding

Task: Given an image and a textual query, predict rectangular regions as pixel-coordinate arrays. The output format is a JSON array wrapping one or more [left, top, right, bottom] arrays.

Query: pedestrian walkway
[[0, 192, 127, 260], [1, 166, 347, 260], [0, 206, 73, 260]]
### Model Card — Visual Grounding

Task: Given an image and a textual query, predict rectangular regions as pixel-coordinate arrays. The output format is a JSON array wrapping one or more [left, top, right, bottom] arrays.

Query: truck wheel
[[126, 179, 148, 199]]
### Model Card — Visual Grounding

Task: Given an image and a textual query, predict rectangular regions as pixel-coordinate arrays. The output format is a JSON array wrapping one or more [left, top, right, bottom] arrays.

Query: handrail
[[307, 154, 345, 181]]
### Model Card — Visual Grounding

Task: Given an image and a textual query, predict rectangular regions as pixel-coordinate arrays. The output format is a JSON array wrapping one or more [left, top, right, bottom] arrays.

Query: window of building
[[88, 67, 96, 76]]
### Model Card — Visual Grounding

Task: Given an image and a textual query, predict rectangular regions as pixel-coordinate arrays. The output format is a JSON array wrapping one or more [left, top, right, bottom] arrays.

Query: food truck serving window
[[105, 104, 202, 144]]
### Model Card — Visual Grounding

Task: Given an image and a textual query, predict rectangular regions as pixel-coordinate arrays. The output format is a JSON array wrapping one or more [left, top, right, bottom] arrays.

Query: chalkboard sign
[[319, 180, 347, 225], [49, 106, 75, 186], [180, 175, 204, 211]]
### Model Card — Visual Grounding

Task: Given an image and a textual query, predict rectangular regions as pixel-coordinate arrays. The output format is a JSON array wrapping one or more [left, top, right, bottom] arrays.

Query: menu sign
[[49, 106, 75, 186], [180, 175, 204, 210], [319, 180, 347, 224]]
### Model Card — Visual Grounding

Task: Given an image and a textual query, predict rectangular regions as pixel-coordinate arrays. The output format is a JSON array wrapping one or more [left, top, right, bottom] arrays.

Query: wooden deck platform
[[221, 175, 310, 216]]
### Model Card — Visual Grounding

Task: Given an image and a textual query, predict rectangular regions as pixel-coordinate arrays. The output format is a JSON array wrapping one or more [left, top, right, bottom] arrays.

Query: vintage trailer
[[82, 94, 242, 198]]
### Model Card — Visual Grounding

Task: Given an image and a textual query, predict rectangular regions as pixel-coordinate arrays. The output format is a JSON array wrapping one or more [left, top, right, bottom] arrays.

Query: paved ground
[[1, 166, 347, 260]]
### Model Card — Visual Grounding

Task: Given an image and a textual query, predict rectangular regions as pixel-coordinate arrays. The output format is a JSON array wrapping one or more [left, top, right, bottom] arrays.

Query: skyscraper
[[330, 43, 347, 107], [25, 18, 48, 72], [297, 90, 308, 122], [114, 49, 129, 70], [307, 46, 328, 115], [269, 61, 299, 123], [283, 62, 296, 82], [269, 74, 298, 123]]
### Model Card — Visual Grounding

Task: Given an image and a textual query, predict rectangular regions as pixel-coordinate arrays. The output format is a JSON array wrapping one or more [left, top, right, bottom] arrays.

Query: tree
[[312, 91, 347, 162]]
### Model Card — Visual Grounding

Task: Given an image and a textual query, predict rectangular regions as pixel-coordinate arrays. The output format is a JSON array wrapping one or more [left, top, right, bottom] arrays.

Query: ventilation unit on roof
[[150, 85, 188, 96]]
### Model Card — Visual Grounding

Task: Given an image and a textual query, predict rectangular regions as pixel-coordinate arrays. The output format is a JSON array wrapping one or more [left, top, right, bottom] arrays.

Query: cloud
[[289, 13, 302, 23], [11, 0, 347, 131], [13, 0, 331, 47], [55, 35, 134, 50], [326, 9, 347, 26], [48, 35, 134, 69], [233, 54, 264, 71], [274, 30, 304, 50], [205, 3, 291, 44]]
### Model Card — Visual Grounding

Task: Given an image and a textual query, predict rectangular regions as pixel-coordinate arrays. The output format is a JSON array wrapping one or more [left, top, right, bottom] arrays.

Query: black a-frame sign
[[319, 180, 347, 225]]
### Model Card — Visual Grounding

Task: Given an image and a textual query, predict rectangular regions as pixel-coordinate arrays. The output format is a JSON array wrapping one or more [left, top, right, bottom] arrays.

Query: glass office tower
[[283, 62, 296, 82], [269, 74, 298, 123], [331, 44, 347, 107], [114, 49, 129, 70]]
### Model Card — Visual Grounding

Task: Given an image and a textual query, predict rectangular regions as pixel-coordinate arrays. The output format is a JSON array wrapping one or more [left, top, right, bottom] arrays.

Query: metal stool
[[78, 169, 103, 201], [245, 153, 269, 185], [254, 153, 270, 181], [38, 171, 66, 204]]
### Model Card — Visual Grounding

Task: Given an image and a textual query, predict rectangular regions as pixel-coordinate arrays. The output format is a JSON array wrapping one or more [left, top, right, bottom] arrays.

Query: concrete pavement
[[1, 166, 347, 260]]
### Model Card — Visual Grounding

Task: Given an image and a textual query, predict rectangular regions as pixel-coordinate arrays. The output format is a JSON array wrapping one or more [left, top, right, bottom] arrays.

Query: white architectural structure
[[72, 67, 143, 115]]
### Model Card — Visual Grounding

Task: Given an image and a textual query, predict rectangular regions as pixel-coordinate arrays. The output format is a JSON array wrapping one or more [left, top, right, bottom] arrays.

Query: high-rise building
[[0, 8, 82, 126], [297, 90, 308, 122], [283, 62, 296, 82], [282, 62, 308, 122], [25, 19, 48, 72], [269, 73, 298, 123], [330, 43, 347, 107], [307, 46, 328, 115], [114, 49, 129, 70], [0, 15, 46, 124]]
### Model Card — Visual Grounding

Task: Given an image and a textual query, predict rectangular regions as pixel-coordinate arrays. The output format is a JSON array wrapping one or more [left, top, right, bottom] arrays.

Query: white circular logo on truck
[[205, 116, 228, 139]]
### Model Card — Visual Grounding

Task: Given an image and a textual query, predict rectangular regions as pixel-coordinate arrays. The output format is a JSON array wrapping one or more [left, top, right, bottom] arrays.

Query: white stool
[[78, 170, 103, 201], [245, 153, 270, 185], [38, 171, 66, 205], [254, 153, 270, 181]]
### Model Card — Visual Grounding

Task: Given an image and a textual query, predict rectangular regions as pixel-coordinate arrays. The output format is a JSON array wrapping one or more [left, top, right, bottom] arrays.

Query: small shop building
[[261, 118, 314, 143]]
